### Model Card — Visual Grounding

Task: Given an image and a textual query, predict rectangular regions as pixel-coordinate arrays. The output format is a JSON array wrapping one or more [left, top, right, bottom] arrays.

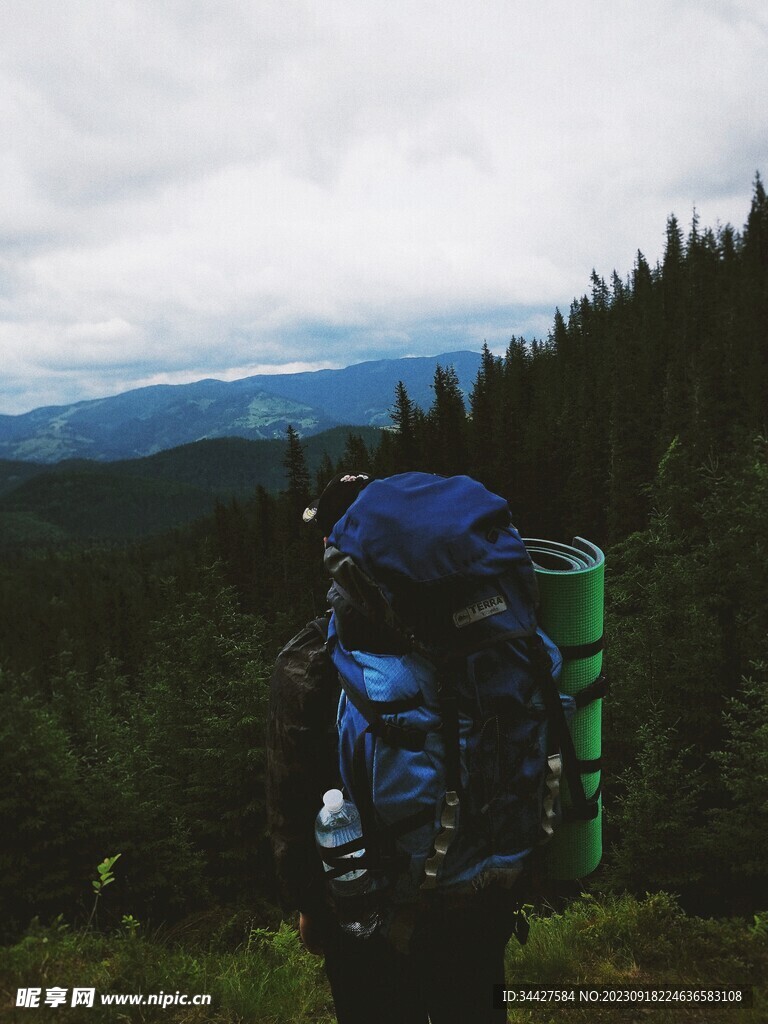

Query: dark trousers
[[321, 892, 516, 1024]]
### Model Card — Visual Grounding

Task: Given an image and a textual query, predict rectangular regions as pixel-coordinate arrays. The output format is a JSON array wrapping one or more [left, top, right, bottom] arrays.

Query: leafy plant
[[86, 854, 121, 932]]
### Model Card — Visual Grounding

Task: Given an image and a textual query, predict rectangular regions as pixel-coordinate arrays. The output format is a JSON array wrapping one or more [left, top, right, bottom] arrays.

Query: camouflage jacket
[[265, 615, 341, 915]]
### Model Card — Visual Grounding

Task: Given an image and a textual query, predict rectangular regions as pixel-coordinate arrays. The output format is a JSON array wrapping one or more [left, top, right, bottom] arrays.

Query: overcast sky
[[1, 0, 766, 415]]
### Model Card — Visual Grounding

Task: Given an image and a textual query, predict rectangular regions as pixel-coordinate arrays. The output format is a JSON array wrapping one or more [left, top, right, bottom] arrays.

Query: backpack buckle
[[421, 789, 460, 890]]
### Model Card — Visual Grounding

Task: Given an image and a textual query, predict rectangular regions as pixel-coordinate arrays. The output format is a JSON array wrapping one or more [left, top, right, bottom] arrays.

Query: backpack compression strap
[[421, 654, 464, 890]]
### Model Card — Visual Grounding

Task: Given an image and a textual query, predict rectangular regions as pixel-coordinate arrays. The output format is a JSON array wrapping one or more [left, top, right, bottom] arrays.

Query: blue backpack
[[322, 473, 583, 908]]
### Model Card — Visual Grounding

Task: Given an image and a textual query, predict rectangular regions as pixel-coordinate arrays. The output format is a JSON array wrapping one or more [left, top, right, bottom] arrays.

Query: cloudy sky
[[1, 0, 766, 415]]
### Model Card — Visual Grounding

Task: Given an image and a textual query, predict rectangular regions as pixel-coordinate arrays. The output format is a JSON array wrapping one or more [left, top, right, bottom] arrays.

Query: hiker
[[266, 471, 546, 1024]]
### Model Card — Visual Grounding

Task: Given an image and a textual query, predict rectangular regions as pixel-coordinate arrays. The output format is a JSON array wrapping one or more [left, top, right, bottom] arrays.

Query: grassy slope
[[1, 895, 765, 1023]]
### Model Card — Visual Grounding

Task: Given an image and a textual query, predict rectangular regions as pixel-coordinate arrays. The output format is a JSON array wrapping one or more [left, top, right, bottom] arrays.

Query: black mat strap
[[558, 636, 604, 661]]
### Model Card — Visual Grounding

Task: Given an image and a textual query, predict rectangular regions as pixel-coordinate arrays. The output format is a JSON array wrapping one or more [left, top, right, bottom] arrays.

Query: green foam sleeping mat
[[523, 537, 605, 880]]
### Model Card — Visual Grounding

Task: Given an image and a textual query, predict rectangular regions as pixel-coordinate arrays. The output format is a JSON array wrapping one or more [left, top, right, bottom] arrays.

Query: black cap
[[302, 472, 372, 535]]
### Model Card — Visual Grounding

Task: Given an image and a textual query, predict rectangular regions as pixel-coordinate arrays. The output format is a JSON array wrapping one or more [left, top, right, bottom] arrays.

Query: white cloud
[[0, 0, 765, 414]]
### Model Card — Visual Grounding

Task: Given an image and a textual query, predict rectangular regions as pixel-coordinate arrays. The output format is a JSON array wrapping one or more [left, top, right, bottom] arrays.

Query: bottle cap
[[323, 789, 344, 813]]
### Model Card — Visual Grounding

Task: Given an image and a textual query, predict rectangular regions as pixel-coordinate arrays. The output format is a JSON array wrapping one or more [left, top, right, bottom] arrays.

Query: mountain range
[[0, 351, 482, 463]]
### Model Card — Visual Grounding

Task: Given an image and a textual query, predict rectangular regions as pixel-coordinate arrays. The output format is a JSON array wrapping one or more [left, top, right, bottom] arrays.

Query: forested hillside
[[0, 427, 383, 547], [1, 175, 766, 975]]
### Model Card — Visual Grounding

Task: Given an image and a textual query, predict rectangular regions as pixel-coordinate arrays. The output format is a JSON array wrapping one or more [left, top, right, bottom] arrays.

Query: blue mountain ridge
[[0, 351, 482, 463]]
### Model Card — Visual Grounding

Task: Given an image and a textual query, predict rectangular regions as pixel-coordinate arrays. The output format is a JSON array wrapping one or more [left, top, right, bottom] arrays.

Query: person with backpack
[[266, 471, 573, 1024]]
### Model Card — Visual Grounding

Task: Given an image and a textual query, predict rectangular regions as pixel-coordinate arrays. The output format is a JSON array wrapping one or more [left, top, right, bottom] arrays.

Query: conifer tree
[[497, 337, 531, 517], [340, 432, 371, 472], [280, 426, 312, 554], [282, 425, 310, 511], [426, 364, 468, 475], [739, 174, 768, 433], [371, 425, 397, 476], [391, 380, 417, 469], [469, 343, 502, 486], [743, 171, 768, 269], [315, 452, 335, 492], [662, 214, 685, 312]]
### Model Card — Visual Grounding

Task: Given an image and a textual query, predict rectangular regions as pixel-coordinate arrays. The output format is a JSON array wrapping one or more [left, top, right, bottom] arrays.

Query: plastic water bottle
[[315, 789, 380, 938]]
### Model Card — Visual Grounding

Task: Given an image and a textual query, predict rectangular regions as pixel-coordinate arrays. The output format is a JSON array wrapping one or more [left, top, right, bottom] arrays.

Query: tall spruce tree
[[391, 380, 418, 470], [739, 174, 768, 434], [426, 364, 468, 475], [340, 432, 372, 473], [282, 425, 310, 513], [468, 343, 503, 487]]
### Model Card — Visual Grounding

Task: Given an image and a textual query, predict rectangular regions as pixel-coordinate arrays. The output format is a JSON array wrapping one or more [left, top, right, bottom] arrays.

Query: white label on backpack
[[452, 595, 507, 628]]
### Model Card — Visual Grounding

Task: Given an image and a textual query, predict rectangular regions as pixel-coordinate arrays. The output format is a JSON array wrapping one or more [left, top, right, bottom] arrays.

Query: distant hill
[[0, 426, 382, 546], [0, 351, 482, 463], [0, 459, 50, 497]]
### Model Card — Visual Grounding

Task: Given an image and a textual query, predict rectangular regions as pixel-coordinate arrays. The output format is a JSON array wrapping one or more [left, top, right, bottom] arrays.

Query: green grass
[[1, 895, 765, 1022], [504, 893, 768, 1022], [0, 916, 335, 1023]]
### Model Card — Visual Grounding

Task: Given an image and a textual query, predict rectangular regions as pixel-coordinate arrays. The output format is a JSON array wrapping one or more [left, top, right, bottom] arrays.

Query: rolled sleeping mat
[[523, 537, 605, 880]]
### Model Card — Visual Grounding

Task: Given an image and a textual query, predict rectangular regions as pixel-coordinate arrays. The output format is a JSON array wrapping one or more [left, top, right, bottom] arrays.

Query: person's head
[[302, 472, 372, 540]]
